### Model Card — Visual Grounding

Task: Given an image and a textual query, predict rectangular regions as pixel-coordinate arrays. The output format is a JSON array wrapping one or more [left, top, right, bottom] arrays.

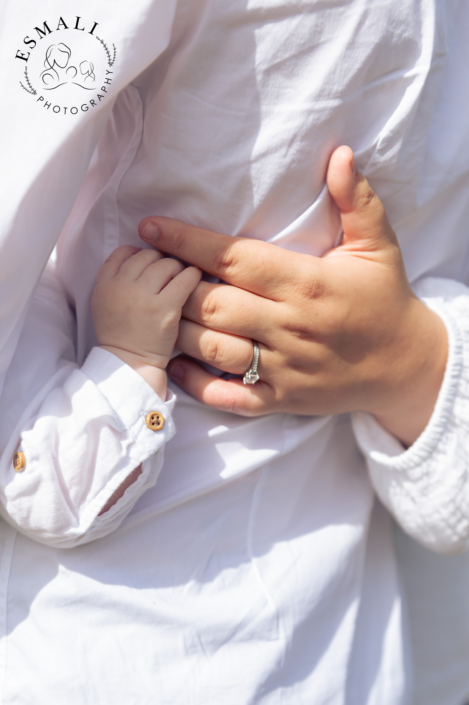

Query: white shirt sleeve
[[0, 267, 176, 549], [352, 277, 469, 555]]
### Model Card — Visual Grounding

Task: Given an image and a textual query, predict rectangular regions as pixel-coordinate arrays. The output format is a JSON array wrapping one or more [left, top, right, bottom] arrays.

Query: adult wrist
[[368, 299, 448, 447]]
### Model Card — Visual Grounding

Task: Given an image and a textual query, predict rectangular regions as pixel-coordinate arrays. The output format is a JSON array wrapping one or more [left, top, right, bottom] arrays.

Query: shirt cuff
[[77, 347, 177, 534], [2, 347, 177, 549], [352, 277, 469, 553], [82, 346, 176, 451]]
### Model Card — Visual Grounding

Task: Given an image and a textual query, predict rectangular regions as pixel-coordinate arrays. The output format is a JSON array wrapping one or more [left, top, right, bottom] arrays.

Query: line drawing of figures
[[79, 61, 95, 83], [40, 44, 96, 90], [41, 44, 72, 87]]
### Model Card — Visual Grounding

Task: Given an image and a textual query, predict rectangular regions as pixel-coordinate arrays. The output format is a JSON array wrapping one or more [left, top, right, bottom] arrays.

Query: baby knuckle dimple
[[102, 252, 117, 266], [162, 309, 181, 328], [140, 248, 160, 265], [167, 256, 184, 273], [105, 245, 129, 262], [166, 274, 188, 298]]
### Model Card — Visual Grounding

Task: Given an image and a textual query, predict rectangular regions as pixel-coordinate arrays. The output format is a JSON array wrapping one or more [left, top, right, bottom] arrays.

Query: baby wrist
[[99, 346, 168, 398]]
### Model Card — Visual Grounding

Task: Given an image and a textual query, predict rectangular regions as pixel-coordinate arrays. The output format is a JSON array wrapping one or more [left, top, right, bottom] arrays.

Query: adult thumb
[[326, 146, 398, 252]]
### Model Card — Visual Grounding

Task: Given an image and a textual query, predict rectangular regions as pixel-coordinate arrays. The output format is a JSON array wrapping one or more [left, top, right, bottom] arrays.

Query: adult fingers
[[96, 245, 141, 282], [161, 266, 202, 308], [139, 216, 312, 300], [167, 357, 274, 416], [118, 248, 165, 280], [182, 281, 277, 342], [326, 146, 398, 251], [176, 319, 257, 375]]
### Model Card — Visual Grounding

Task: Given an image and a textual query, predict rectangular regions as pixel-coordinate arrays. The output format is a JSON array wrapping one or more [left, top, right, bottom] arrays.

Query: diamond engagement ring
[[243, 341, 260, 385]]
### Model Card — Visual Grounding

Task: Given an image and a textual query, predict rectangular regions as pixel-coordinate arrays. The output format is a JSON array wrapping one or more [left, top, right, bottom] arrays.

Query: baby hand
[[92, 246, 201, 396]]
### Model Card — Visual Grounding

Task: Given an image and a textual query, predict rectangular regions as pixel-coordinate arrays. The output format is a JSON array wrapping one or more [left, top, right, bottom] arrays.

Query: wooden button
[[145, 411, 165, 432], [13, 452, 26, 473]]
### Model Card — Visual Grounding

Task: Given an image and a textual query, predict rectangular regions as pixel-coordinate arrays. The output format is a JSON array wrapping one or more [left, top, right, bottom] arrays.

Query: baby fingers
[[139, 257, 186, 293], [162, 266, 202, 308]]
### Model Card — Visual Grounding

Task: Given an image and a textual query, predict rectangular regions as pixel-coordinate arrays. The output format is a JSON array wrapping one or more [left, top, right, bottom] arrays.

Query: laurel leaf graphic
[[20, 67, 37, 96], [96, 36, 117, 68]]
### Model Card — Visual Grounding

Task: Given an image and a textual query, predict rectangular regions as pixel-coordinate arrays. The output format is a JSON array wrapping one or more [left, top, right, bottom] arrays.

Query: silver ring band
[[243, 341, 260, 385]]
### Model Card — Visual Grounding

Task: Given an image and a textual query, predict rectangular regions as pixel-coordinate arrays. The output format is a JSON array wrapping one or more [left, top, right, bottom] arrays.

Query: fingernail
[[350, 152, 357, 177], [142, 222, 160, 243], [169, 362, 184, 380]]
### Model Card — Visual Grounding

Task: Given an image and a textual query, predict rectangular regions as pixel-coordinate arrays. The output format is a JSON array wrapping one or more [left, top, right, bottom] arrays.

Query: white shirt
[[0, 0, 469, 703]]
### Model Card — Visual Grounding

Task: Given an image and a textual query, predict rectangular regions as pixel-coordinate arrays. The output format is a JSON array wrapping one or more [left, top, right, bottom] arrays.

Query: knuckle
[[101, 252, 119, 269], [359, 183, 376, 208], [200, 290, 219, 323], [106, 245, 126, 260], [213, 242, 242, 277], [282, 299, 339, 345], [111, 244, 138, 261], [169, 258, 184, 275], [103, 253, 116, 265], [140, 248, 159, 263], [168, 275, 188, 297], [358, 183, 384, 218], [162, 309, 181, 327], [283, 317, 315, 343], [169, 230, 187, 258], [298, 270, 325, 301], [157, 258, 173, 275], [204, 334, 223, 365]]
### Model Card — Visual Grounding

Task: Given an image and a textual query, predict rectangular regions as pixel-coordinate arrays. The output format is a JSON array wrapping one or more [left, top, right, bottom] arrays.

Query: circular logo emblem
[[16, 16, 116, 116]]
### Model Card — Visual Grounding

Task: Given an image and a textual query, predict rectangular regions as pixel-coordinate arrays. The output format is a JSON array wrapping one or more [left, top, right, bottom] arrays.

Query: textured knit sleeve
[[0, 267, 176, 549], [352, 277, 469, 554]]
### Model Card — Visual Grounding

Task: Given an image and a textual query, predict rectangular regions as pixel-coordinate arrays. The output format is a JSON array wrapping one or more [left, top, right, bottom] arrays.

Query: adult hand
[[138, 147, 447, 446]]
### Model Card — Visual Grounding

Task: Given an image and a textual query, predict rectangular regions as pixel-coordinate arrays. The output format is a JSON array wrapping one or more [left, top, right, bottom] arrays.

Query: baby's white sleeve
[[352, 277, 469, 554], [0, 267, 176, 549]]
